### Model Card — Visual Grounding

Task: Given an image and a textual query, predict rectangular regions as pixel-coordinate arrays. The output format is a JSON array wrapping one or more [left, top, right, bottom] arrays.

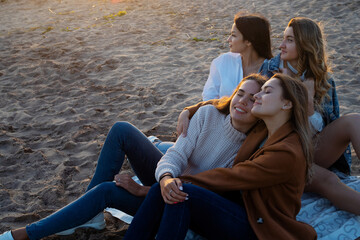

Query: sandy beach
[[0, 0, 359, 239]]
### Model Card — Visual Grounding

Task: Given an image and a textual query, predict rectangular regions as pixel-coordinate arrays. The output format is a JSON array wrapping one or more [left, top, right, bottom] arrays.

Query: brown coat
[[180, 121, 317, 240]]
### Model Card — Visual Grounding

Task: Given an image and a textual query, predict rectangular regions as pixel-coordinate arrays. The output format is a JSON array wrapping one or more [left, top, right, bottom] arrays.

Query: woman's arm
[[157, 107, 208, 181], [158, 108, 216, 203], [177, 99, 217, 136], [159, 174, 187, 204], [323, 76, 340, 123], [180, 144, 299, 192], [176, 109, 190, 137], [179, 123, 303, 192]]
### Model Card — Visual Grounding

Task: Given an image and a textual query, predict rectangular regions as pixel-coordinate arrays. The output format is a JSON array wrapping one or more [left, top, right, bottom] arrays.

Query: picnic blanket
[[106, 174, 360, 239], [297, 172, 360, 240]]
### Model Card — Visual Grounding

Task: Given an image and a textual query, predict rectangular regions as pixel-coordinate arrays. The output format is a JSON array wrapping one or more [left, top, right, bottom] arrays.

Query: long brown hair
[[214, 73, 268, 115], [287, 17, 331, 110], [234, 13, 273, 59], [274, 73, 313, 182]]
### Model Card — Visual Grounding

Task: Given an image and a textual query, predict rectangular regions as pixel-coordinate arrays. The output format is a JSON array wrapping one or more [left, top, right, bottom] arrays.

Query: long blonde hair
[[287, 17, 331, 110], [274, 73, 313, 182]]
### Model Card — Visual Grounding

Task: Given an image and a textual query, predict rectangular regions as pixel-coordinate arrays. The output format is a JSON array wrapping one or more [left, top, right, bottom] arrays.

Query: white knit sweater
[[155, 105, 247, 182]]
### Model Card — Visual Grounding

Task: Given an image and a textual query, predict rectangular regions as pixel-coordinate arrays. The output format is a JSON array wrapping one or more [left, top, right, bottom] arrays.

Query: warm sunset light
[[0, 0, 359, 239]]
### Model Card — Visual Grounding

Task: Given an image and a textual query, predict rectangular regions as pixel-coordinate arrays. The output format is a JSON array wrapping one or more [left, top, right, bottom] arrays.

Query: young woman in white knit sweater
[[123, 74, 316, 239], [154, 74, 267, 201], [0, 74, 267, 240]]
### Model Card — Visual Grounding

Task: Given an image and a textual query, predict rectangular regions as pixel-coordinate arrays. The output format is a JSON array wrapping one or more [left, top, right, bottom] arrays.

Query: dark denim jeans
[[25, 121, 173, 240], [124, 183, 256, 240]]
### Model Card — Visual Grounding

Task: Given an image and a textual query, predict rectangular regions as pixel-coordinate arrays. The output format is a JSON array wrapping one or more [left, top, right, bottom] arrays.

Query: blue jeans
[[124, 183, 256, 240], [25, 122, 173, 240]]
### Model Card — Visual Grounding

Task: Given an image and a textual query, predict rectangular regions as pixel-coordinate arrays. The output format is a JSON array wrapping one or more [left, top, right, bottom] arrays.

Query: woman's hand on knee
[[160, 177, 188, 204], [114, 173, 149, 197], [176, 110, 190, 137]]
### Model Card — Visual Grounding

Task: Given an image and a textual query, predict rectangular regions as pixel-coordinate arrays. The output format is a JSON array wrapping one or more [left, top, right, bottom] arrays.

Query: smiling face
[[230, 80, 260, 132], [279, 27, 299, 67], [227, 23, 249, 54], [252, 78, 292, 118]]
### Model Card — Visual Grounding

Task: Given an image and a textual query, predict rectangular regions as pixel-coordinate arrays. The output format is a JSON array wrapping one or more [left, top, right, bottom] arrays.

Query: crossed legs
[[9, 121, 164, 240]]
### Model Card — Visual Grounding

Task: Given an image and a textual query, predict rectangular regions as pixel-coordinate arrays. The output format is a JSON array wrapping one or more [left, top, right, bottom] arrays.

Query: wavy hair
[[287, 17, 331, 110], [273, 73, 313, 182]]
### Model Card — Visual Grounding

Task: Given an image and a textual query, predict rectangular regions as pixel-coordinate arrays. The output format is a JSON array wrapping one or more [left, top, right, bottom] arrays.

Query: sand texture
[[0, 0, 359, 238]]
